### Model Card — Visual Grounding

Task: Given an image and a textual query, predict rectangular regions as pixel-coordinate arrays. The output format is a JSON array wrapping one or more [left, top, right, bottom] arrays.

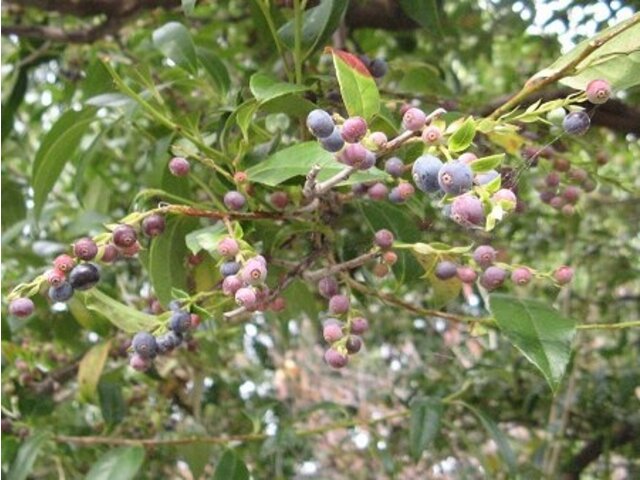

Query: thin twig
[[303, 251, 380, 282]]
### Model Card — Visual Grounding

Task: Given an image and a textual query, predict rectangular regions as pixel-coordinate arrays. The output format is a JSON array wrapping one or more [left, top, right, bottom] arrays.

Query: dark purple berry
[[132, 332, 158, 359], [480, 266, 507, 290], [223, 191, 246, 211], [142, 214, 166, 237], [546, 172, 561, 188], [328, 294, 350, 315], [48, 282, 74, 302], [156, 331, 183, 354], [9, 298, 34, 318], [169, 157, 190, 177], [318, 277, 339, 299], [412, 154, 443, 193], [112, 224, 137, 248], [341, 116, 368, 143], [563, 111, 590, 135], [374, 229, 394, 249], [351, 317, 369, 335], [99, 244, 119, 263], [169, 310, 191, 333], [320, 127, 345, 152], [68, 263, 100, 291], [306, 109, 334, 138], [220, 261, 241, 277], [563, 186, 581, 204], [368, 58, 388, 78], [438, 161, 473, 195], [345, 335, 362, 354], [324, 348, 348, 369], [435, 261, 458, 280], [73, 237, 98, 261], [473, 245, 496, 269], [385, 157, 404, 177]]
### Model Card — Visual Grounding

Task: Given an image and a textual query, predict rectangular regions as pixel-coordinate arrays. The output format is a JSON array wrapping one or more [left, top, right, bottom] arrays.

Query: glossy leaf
[[79, 289, 161, 333], [447, 117, 476, 152], [328, 48, 380, 120], [77, 340, 112, 402], [197, 47, 230, 94], [1, 177, 26, 229], [213, 450, 250, 480], [246, 141, 388, 186], [32, 108, 96, 221], [469, 154, 504, 173], [409, 397, 443, 461], [152, 22, 198, 75], [8, 431, 49, 480], [185, 223, 227, 255], [399, 0, 443, 36], [249, 72, 309, 103], [490, 294, 576, 392], [98, 380, 126, 426], [148, 216, 198, 307], [86, 446, 145, 480], [278, 0, 348, 57]]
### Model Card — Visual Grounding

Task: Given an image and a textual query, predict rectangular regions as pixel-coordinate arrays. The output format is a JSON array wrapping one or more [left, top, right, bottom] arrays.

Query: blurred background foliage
[[2, 0, 640, 478]]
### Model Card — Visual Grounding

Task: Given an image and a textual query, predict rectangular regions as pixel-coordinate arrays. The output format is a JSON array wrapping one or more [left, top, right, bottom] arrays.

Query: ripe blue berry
[[345, 335, 363, 354], [435, 261, 458, 280], [306, 109, 334, 138], [9, 298, 34, 318], [320, 127, 345, 152], [324, 348, 348, 369], [412, 154, 443, 193], [112, 224, 137, 248], [585, 79, 611, 104], [132, 332, 158, 359], [142, 214, 166, 237], [385, 157, 405, 177], [323, 319, 343, 343], [350, 317, 369, 335], [480, 266, 506, 290], [374, 229, 394, 249], [402, 107, 426, 131], [169, 310, 191, 333], [241, 258, 267, 285], [473, 245, 496, 269], [156, 331, 183, 354], [168, 157, 190, 177], [168, 300, 182, 311], [73, 237, 98, 261], [235, 287, 257, 309], [220, 261, 241, 277], [318, 277, 339, 299], [563, 111, 590, 135], [224, 191, 246, 211], [511, 267, 532, 285], [328, 294, 350, 315], [217, 237, 239, 258], [367, 182, 389, 200], [450, 195, 485, 228], [341, 117, 368, 143], [48, 282, 74, 302], [438, 161, 473, 195], [368, 58, 388, 78], [68, 263, 100, 291]]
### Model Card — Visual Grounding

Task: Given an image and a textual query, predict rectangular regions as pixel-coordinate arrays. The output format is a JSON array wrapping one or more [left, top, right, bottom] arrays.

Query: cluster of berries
[[7, 215, 167, 319], [129, 302, 201, 371], [434, 245, 573, 291], [534, 160, 595, 215], [557, 79, 612, 136], [216, 237, 285, 312]]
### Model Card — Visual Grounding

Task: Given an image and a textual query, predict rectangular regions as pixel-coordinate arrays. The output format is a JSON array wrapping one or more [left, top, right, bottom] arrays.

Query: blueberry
[[323, 319, 343, 343], [168, 157, 190, 177], [241, 258, 267, 285], [350, 317, 369, 335], [220, 261, 241, 277], [457, 266, 477, 283], [306, 109, 334, 138], [367, 182, 389, 200], [480, 266, 507, 291], [142, 214, 166, 237], [156, 331, 183, 354], [475, 170, 499, 186], [345, 335, 363, 354], [54, 254, 76, 272], [438, 161, 473, 195], [132, 332, 158, 359], [374, 229, 394, 249], [553, 266, 573, 285], [270, 191, 289, 209], [341, 117, 368, 143], [358, 150, 376, 170], [388, 187, 404, 203], [328, 294, 350, 315], [129, 353, 151, 371], [73, 237, 98, 261], [217, 237, 239, 258], [585, 79, 611, 104], [402, 107, 426, 131], [421, 125, 442, 144], [169, 310, 191, 333], [68, 263, 100, 291], [320, 127, 345, 152], [223, 191, 246, 211], [341, 143, 368, 167], [235, 287, 257, 309], [412, 154, 443, 193], [318, 277, 339, 299], [435, 261, 458, 280], [168, 300, 182, 311], [385, 157, 405, 177], [450, 194, 485, 227], [112, 224, 137, 248], [222, 275, 243, 296], [511, 267, 532, 285], [48, 282, 74, 302], [563, 111, 590, 136], [473, 245, 496, 269], [368, 58, 388, 78], [324, 348, 349, 368], [9, 298, 34, 318]]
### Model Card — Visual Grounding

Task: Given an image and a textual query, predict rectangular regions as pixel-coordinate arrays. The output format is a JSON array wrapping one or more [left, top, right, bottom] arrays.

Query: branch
[[488, 13, 640, 120], [3, 17, 123, 43], [303, 250, 380, 282]]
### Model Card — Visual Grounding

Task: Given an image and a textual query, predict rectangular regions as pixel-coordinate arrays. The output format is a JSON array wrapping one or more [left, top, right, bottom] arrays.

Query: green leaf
[[278, 0, 349, 57], [148, 216, 198, 307], [86, 446, 145, 480], [181, 0, 196, 16], [197, 47, 230, 94], [185, 223, 227, 255], [469, 154, 504, 173], [213, 450, 250, 480], [152, 22, 198, 75], [399, 0, 443, 36], [8, 431, 50, 480], [1, 177, 26, 230], [32, 108, 96, 221], [329, 48, 380, 120], [490, 294, 576, 392], [409, 397, 443, 461], [533, 17, 640, 90], [79, 289, 161, 333], [246, 141, 388, 186], [98, 380, 126, 426], [249, 72, 309, 103], [447, 117, 476, 153], [78, 340, 112, 402], [1, 66, 28, 143], [458, 401, 517, 473]]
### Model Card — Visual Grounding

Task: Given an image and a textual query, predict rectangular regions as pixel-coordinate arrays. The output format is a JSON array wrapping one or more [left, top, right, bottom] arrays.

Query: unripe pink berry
[[402, 107, 426, 131], [473, 245, 496, 269], [585, 79, 611, 104], [397, 182, 415, 200], [382, 251, 398, 265], [169, 157, 190, 177], [341, 116, 368, 143], [224, 191, 246, 211], [421, 125, 442, 144], [217, 237, 239, 258], [46, 269, 66, 286], [99, 244, 119, 263], [373, 263, 389, 277], [369, 131, 388, 149], [241, 258, 267, 285], [457, 266, 477, 283], [54, 254, 76, 273], [367, 182, 389, 201], [350, 316, 369, 335], [222, 275, 243, 296], [328, 294, 350, 315], [374, 229, 394, 249], [318, 277, 339, 299], [270, 191, 289, 209], [451, 194, 485, 228], [234, 171, 248, 183], [492, 189, 517, 204], [562, 186, 581, 204], [129, 353, 151, 372], [341, 143, 368, 167], [480, 266, 507, 291], [324, 348, 348, 369], [120, 242, 141, 257], [269, 296, 286, 312], [9, 297, 35, 318], [553, 266, 573, 285], [458, 153, 478, 165], [323, 320, 343, 343], [235, 287, 257, 309], [511, 267, 532, 285]]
